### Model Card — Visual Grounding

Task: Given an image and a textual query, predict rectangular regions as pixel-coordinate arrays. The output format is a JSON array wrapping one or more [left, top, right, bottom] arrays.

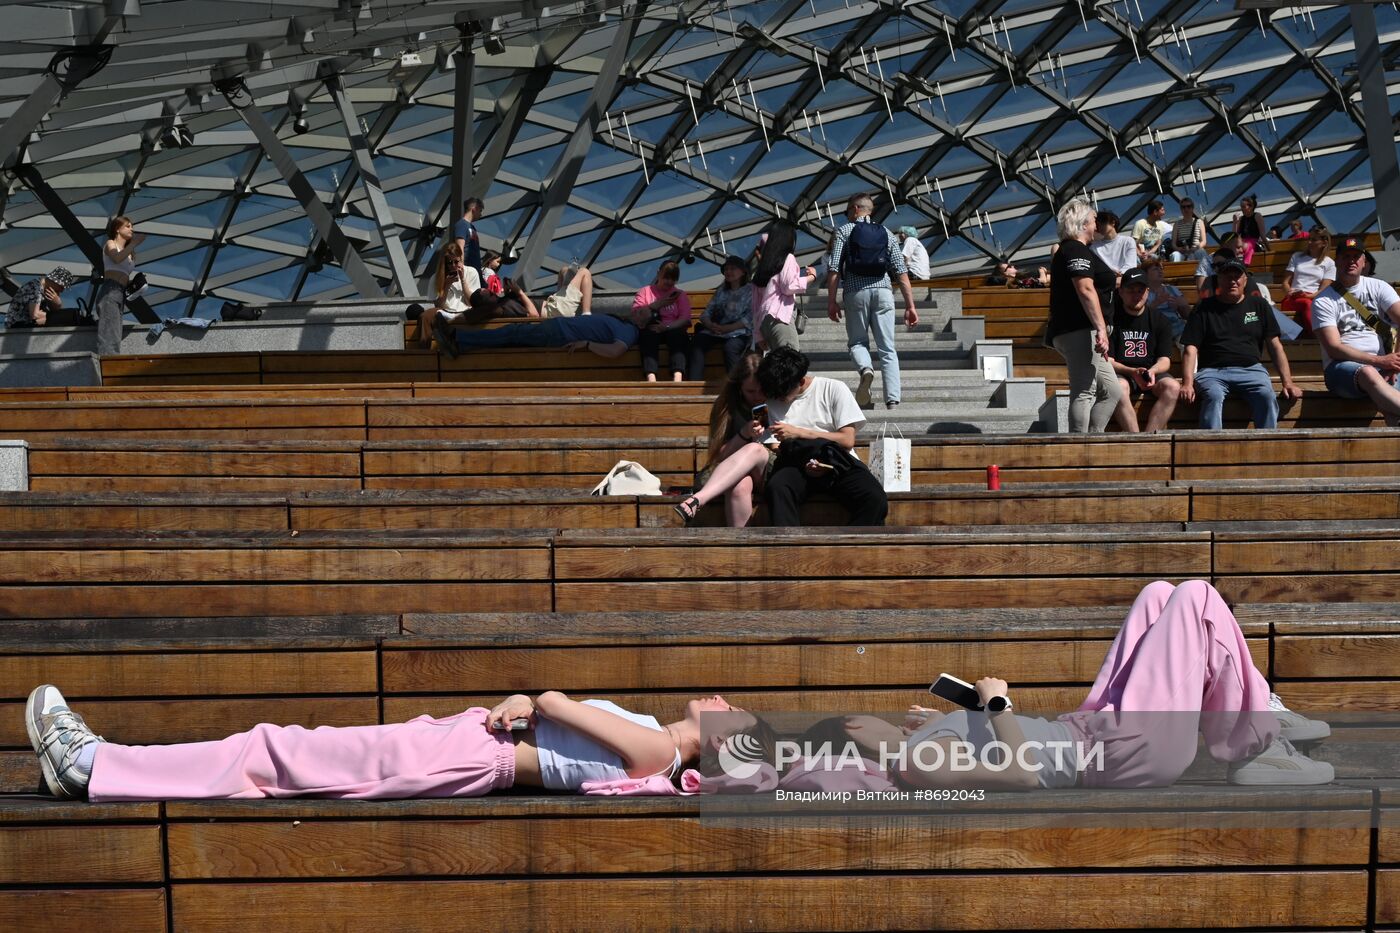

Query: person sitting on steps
[[674, 352, 773, 527]]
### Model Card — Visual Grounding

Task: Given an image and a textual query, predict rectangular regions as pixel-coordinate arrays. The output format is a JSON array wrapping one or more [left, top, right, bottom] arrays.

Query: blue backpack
[[842, 222, 890, 278]]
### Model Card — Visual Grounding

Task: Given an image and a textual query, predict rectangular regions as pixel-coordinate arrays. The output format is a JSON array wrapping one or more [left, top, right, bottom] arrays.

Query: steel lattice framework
[[2, 0, 1399, 311]]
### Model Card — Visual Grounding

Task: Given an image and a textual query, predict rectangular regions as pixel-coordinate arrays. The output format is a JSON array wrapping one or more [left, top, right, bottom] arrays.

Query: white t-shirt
[[438, 266, 482, 319], [1311, 276, 1400, 366], [1131, 218, 1172, 253], [763, 376, 866, 459], [1091, 234, 1139, 274], [535, 699, 667, 791], [1285, 251, 1336, 295], [901, 237, 930, 278]]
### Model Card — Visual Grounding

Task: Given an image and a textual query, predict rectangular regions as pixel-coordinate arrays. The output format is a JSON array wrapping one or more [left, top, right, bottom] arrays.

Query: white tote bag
[[590, 460, 663, 496], [866, 423, 911, 492]]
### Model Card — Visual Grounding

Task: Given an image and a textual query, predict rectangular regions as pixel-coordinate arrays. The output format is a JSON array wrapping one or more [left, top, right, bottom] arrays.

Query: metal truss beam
[[325, 71, 416, 295], [512, 8, 642, 289], [217, 77, 383, 298]]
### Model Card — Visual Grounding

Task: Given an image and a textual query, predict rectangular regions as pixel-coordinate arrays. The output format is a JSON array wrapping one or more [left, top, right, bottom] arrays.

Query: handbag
[[867, 423, 911, 492], [793, 308, 808, 335], [590, 460, 663, 496]]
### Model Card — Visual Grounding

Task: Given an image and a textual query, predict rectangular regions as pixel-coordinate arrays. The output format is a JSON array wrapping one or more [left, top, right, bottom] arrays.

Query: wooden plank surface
[[0, 651, 376, 699], [0, 825, 164, 883], [380, 638, 1267, 693], [165, 816, 1364, 879], [167, 871, 1366, 931], [0, 889, 166, 933], [1382, 869, 1400, 924], [0, 583, 550, 619], [1274, 633, 1400, 678], [0, 697, 380, 747]]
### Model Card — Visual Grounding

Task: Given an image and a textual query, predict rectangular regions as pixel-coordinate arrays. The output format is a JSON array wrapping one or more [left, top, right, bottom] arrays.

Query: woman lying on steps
[[818, 581, 1332, 790], [25, 689, 768, 801]]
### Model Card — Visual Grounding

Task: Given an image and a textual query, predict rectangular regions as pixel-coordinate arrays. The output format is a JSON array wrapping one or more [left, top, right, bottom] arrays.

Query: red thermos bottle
[[987, 465, 1000, 490]]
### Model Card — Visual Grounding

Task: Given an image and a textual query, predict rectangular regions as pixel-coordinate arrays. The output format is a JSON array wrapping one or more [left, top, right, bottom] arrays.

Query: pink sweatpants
[[1059, 580, 1278, 788], [87, 707, 516, 802]]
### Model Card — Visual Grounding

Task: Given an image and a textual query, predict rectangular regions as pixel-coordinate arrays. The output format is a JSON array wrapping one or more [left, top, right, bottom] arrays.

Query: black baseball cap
[[1119, 268, 1148, 288], [1214, 258, 1248, 275], [1335, 235, 1366, 254]]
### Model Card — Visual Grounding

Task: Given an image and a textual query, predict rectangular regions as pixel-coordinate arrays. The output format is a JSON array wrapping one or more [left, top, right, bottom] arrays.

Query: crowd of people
[[1044, 196, 1398, 433], [7, 195, 1398, 441]]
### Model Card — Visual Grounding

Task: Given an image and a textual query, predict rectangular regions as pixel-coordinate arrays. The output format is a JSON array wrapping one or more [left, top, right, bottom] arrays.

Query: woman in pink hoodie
[[751, 222, 816, 352]]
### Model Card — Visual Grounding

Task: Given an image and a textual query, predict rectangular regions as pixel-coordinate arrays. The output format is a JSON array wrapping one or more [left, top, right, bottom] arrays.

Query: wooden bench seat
[[0, 530, 552, 619], [100, 349, 730, 387], [0, 396, 713, 444], [0, 788, 1373, 932], [0, 381, 710, 404], [25, 428, 1399, 493], [549, 527, 1210, 612]]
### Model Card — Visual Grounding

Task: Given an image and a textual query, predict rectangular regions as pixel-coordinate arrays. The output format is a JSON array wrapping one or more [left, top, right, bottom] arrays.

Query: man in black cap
[[1182, 257, 1301, 429], [1310, 234, 1400, 425], [1108, 268, 1181, 433], [6, 267, 76, 328]]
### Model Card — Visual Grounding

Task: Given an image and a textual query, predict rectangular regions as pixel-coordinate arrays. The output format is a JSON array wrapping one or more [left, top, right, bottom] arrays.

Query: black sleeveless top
[[1238, 213, 1261, 239]]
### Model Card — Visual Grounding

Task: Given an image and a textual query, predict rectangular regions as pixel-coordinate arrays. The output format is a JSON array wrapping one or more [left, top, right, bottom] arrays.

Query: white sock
[[74, 742, 97, 776]]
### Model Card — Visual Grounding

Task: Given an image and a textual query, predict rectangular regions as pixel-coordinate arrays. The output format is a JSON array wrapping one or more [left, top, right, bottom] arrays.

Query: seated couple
[[423, 249, 599, 352], [26, 582, 1330, 802], [675, 347, 888, 527]]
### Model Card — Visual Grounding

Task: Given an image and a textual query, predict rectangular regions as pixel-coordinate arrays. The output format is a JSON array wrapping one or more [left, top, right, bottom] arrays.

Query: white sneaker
[[26, 685, 103, 799], [1227, 736, 1334, 786], [1268, 692, 1331, 742], [855, 368, 874, 408]]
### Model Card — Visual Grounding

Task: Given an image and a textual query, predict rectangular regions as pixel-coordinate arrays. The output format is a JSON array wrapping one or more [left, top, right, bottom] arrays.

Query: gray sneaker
[[1269, 692, 1330, 743], [26, 685, 103, 799], [1227, 736, 1334, 786], [855, 368, 874, 408]]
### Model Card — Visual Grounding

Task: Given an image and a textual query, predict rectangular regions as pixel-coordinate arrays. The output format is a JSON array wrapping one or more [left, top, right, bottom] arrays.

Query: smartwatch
[[985, 695, 1013, 713]]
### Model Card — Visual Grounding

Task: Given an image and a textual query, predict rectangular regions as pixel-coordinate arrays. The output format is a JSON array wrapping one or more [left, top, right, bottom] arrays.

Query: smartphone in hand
[[491, 717, 532, 731], [751, 403, 769, 428], [929, 673, 983, 710]]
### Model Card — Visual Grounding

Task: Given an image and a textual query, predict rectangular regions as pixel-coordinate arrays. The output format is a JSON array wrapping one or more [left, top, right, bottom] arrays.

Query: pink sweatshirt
[[633, 284, 692, 329], [751, 254, 811, 333]]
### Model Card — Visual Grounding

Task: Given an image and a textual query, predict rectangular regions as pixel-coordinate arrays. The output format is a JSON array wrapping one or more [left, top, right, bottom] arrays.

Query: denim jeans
[[843, 286, 900, 404], [1194, 364, 1277, 429], [458, 319, 564, 349]]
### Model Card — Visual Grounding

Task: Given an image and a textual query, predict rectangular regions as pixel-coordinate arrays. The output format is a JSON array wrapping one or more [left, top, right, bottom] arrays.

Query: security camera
[[293, 116, 311, 135]]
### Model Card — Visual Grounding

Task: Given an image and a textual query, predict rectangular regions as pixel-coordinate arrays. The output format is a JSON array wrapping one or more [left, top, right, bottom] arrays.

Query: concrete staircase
[[796, 292, 1046, 434]]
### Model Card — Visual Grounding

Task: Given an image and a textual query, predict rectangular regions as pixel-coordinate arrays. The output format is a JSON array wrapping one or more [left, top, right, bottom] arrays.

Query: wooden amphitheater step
[[8, 478, 1400, 531], [1, 600, 1396, 794], [0, 381, 713, 404], [0, 395, 712, 443], [22, 429, 1400, 493], [0, 788, 1374, 932]]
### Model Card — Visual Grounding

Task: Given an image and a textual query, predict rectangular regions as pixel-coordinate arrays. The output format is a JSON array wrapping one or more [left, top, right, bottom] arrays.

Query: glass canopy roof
[[3, 0, 1399, 313]]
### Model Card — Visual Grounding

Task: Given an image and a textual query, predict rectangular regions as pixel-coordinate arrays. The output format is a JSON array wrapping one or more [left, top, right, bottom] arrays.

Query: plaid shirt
[[829, 218, 907, 293]]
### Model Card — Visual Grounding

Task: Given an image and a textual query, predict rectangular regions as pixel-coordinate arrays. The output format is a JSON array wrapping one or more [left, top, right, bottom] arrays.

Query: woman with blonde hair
[[1045, 198, 1121, 432], [673, 352, 773, 526], [418, 242, 480, 349]]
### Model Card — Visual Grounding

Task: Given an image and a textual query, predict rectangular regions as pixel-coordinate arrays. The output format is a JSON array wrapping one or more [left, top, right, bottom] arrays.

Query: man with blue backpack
[[826, 193, 920, 409]]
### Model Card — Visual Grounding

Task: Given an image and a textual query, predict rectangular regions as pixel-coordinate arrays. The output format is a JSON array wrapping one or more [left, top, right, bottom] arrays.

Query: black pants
[[639, 328, 689, 378], [686, 332, 748, 381], [766, 463, 888, 527]]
